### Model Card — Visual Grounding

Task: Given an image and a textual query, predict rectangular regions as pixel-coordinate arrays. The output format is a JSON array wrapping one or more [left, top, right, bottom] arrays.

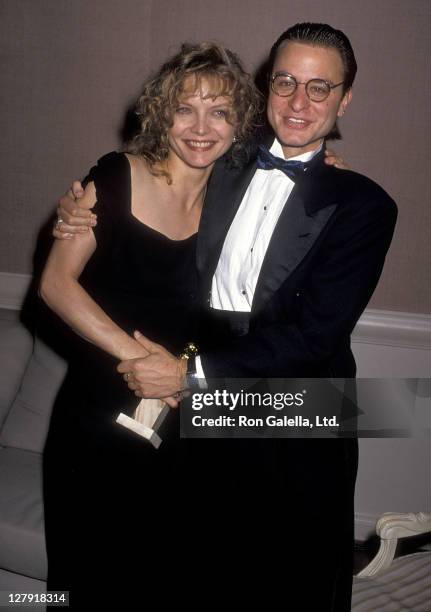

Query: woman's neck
[[155, 155, 213, 211]]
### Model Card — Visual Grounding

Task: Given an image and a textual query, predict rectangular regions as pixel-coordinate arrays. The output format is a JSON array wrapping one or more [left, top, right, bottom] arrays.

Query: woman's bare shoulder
[[124, 152, 147, 170], [124, 152, 153, 188]]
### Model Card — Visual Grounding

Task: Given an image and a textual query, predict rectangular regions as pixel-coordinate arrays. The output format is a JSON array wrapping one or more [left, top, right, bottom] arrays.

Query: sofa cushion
[[0, 447, 46, 580], [0, 335, 67, 454], [0, 317, 33, 430], [352, 551, 431, 611], [0, 567, 46, 591]]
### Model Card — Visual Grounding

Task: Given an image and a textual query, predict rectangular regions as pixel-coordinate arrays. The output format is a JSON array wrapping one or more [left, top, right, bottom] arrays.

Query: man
[[56, 23, 396, 611]]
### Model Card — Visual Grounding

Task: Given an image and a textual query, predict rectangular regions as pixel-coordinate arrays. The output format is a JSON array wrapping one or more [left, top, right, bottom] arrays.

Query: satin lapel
[[252, 180, 338, 314], [196, 157, 258, 280]]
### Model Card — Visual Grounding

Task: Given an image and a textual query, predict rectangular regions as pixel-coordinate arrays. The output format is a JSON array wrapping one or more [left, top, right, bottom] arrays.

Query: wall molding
[[1, 272, 431, 350], [355, 512, 378, 541], [352, 308, 431, 350]]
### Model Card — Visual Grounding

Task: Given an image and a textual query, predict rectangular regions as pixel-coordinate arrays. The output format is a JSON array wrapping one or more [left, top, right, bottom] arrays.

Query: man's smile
[[283, 116, 313, 129]]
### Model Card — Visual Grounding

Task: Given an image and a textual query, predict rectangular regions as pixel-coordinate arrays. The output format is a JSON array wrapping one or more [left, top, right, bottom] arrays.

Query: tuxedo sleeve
[[200, 189, 397, 378]]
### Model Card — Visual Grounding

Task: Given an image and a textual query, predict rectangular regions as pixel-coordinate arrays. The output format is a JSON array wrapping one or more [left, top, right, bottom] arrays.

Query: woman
[[40, 42, 261, 607]]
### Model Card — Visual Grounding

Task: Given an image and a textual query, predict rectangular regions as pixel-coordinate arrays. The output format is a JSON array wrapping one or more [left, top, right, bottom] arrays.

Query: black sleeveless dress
[[43, 152, 199, 607]]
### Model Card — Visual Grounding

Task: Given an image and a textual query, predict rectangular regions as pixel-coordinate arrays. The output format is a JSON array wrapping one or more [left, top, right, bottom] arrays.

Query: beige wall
[[1, 0, 430, 313], [0, 0, 153, 270]]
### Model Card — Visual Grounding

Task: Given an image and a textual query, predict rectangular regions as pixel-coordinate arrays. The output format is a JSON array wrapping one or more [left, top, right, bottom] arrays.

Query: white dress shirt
[[210, 139, 322, 311]]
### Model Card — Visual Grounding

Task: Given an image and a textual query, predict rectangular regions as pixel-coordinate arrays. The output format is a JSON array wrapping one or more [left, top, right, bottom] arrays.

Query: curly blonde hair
[[126, 42, 262, 178]]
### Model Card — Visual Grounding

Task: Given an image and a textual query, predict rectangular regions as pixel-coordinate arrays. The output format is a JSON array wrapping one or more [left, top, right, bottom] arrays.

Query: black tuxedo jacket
[[197, 142, 397, 378]]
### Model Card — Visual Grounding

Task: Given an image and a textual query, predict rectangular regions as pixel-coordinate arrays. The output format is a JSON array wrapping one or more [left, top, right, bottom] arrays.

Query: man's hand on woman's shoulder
[[53, 181, 97, 239], [324, 148, 349, 170]]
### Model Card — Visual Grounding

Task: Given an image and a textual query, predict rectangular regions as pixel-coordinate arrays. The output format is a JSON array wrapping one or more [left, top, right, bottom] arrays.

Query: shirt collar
[[269, 138, 323, 163]]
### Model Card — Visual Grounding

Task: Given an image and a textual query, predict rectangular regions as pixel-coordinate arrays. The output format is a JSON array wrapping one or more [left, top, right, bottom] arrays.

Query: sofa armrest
[[357, 511, 431, 577], [0, 333, 68, 453], [0, 317, 34, 430]]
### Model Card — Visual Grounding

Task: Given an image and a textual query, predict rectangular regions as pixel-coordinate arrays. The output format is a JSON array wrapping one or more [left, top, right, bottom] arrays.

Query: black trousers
[[181, 437, 358, 611]]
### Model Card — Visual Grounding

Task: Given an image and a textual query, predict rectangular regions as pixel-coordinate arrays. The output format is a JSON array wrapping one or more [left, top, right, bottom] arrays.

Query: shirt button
[[250, 248, 253, 252], [242, 290, 246, 295], [263, 206, 267, 211]]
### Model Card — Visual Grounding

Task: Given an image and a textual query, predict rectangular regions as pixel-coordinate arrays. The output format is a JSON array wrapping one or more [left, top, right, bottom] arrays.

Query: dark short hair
[[268, 22, 357, 92], [267, 23, 357, 140], [127, 42, 262, 178]]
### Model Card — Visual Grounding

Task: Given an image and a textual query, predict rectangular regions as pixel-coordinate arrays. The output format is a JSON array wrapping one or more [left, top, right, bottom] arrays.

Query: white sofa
[[352, 512, 431, 610], [0, 309, 67, 591]]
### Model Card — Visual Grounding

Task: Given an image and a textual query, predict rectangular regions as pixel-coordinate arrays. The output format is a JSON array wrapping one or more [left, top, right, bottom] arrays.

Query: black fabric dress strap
[[84, 152, 130, 219], [81, 152, 130, 249]]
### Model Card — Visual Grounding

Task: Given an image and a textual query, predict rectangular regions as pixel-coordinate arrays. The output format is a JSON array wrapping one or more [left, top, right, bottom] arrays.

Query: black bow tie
[[257, 145, 308, 180]]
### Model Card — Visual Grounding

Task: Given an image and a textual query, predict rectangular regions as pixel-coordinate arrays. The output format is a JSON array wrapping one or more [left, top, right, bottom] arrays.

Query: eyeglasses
[[271, 73, 344, 102]]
